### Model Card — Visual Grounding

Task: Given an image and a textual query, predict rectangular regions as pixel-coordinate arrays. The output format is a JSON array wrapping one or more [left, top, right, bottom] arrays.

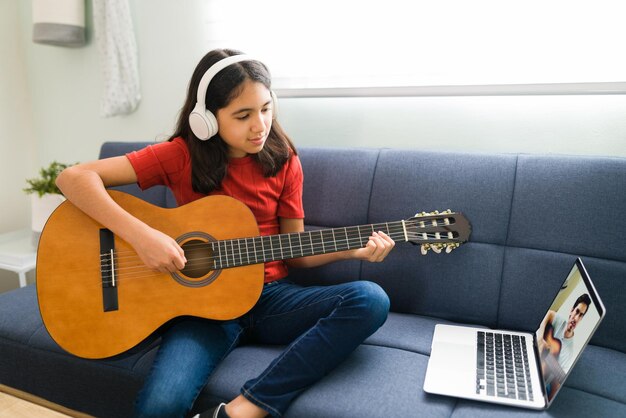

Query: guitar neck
[[209, 221, 407, 270]]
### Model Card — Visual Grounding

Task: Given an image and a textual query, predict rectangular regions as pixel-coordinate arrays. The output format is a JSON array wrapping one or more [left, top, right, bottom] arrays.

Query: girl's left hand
[[352, 231, 395, 263]]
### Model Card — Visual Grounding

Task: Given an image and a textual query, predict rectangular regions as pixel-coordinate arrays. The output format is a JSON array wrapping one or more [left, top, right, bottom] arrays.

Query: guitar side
[[36, 191, 264, 359]]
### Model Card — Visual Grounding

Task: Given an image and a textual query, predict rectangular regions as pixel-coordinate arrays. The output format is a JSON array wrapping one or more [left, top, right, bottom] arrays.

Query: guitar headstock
[[405, 210, 471, 255]]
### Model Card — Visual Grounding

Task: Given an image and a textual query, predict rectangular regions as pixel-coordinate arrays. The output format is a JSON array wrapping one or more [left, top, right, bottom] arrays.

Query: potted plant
[[24, 161, 76, 242]]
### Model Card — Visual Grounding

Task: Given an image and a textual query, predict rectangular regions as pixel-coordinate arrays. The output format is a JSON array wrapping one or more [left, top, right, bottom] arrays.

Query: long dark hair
[[169, 48, 297, 194]]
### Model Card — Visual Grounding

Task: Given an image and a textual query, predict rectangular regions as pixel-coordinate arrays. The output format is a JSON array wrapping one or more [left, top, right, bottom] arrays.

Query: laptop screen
[[534, 258, 605, 404]]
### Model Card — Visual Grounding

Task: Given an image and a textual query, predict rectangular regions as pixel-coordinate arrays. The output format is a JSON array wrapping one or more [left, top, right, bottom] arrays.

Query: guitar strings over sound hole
[[173, 232, 220, 287], [180, 239, 213, 278]]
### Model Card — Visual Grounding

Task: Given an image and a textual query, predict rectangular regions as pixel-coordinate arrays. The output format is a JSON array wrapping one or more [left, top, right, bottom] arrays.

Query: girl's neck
[[228, 154, 253, 165]]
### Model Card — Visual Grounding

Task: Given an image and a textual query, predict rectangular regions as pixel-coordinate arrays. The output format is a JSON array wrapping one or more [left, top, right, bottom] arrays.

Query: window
[[203, 0, 626, 96]]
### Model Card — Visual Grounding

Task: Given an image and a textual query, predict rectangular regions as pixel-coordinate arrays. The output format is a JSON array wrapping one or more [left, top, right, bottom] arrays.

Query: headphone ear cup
[[204, 110, 219, 139], [189, 104, 218, 140], [271, 90, 279, 120]]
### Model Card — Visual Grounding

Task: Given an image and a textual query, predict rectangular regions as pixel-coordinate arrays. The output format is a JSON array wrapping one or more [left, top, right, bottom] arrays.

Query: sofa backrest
[[99, 142, 177, 208], [99, 142, 626, 354]]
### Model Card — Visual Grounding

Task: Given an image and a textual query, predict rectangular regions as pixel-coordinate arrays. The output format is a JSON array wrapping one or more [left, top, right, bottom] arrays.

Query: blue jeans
[[133, 279, 390, 418]]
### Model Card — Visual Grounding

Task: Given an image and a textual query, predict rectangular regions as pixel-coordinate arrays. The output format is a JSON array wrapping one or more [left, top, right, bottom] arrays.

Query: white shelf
[[0, 229, 37, 287]]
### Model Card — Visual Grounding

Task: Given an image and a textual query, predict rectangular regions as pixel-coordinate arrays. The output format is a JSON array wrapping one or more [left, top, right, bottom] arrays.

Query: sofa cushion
[[507, 154, 626, 263], [362, 149, 518, 326], [299, 147, 380, 228]]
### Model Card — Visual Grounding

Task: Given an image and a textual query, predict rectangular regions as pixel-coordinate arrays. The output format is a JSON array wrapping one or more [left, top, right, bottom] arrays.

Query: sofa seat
[[2, 284, 626, 418]]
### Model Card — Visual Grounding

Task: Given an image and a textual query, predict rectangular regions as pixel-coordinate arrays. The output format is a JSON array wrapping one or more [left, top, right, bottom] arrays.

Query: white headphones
[[188, 54, 278, 141]]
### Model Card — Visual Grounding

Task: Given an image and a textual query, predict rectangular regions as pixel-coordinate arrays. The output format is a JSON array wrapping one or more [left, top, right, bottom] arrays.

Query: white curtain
[[92, 0, 141, 117]]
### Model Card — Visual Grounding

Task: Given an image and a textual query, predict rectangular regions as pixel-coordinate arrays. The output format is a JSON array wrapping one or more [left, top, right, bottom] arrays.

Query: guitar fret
[[341, 227, 349, 251], [287, 234, 294, 258], [291, 233, 300, 258], [321, 229, 335, 253], [252, 238, 259, 263], [260, 236, 266, 262], [219, 241, 225, 269], [298, 232, 308, 257], [213, 241, 218, 269], [346, 226, 362, 250], [310, 230, 322, 255], [211, 242, 217, 269]]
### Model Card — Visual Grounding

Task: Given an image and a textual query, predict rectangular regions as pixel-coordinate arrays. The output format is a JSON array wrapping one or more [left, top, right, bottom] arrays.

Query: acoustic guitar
[[540, 323, 566, 390], [36, 190, 471, 359]]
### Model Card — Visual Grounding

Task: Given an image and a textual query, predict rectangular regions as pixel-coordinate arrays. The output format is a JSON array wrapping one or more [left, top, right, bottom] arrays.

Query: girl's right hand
[[130, 227, 187, 273]]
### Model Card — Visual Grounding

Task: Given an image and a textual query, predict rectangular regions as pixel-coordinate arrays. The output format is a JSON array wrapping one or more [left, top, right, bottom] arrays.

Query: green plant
[[24, 161, 76, 197]]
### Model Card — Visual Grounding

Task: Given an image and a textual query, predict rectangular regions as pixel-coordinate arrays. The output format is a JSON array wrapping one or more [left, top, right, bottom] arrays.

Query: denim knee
[[348, 281, 390, 331]]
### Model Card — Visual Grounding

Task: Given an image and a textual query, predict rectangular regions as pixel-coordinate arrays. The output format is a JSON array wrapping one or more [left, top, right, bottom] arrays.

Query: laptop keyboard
[[476, 331, 534, 401]]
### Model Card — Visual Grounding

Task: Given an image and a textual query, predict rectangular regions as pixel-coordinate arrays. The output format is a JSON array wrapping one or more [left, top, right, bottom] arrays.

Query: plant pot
[[31, 194, 66, 244]]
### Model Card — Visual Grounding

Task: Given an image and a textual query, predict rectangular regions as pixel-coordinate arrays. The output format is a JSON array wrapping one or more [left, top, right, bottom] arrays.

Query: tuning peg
[[420, 244, 430, 255], [444, 243, 460, 253], [432, 244, 442, 254]]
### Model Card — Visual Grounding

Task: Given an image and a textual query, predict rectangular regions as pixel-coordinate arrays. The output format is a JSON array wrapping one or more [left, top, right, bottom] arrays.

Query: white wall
[[3, 0, 626, 239], [0, 0, 36, 291], [0, 0, 37, 233]]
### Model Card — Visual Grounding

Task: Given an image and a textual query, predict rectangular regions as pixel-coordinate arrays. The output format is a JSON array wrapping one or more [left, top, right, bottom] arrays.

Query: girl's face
[[216, 80, 273, 158]]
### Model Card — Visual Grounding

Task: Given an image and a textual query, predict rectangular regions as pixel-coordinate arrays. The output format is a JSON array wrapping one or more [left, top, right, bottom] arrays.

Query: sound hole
[[180, 239, 213, 278], [172, 232, 220, 288]]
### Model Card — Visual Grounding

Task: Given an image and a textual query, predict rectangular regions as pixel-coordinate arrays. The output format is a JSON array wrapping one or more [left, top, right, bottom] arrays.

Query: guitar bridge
[[100, 229, 119, 312]]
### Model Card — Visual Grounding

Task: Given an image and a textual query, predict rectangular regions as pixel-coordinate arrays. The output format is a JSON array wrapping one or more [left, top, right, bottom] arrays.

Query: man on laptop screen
[[536, 267, 602, 402]]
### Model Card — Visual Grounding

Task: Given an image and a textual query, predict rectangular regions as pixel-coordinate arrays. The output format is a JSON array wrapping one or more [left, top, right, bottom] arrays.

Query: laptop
[[423, 258, 606, 409]]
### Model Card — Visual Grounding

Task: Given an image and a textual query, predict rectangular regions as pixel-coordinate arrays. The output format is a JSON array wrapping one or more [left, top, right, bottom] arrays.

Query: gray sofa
[[1, 142, 625, 418]]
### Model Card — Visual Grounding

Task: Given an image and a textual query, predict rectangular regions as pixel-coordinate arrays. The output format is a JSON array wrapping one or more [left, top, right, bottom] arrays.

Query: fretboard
[[209, 221, 407, 270]]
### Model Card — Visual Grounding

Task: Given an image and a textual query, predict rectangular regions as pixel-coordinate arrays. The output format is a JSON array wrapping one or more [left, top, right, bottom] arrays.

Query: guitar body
[[541, 323, 565, 387], [543, 323, 562, 357], [37, 190, 264, 359]]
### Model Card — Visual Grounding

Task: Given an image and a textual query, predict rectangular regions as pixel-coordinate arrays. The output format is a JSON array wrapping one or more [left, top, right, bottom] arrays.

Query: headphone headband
[[189, 53, 275, 141], [195, 54, 255, 106]]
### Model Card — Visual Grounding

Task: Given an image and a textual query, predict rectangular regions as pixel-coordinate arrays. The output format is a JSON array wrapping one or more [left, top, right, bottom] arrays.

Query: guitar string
[[98, 221, 412, 259], [43, 226, 419, 281], [98, 223, 440, 270], [103, 223, 410, 262], [45, 220, 455, 283], [50, 227, 412, 280], [99, 218, 455, 261], [97, 228, 456, 278], [99, 229, 410, 278], [96, 231, 457, 285]]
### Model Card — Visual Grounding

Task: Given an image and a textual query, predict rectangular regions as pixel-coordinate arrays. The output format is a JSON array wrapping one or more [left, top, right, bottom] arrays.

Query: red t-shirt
[[125, 137, 305, 282]]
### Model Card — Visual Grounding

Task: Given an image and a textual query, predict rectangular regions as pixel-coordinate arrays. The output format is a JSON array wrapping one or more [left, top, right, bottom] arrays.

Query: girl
[[56, 49, 394, 418]]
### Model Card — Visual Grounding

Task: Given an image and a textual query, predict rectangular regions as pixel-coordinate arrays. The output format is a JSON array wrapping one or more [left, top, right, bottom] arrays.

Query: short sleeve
[[125, 139, 188, 190], [277, 155, 305, 219]]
